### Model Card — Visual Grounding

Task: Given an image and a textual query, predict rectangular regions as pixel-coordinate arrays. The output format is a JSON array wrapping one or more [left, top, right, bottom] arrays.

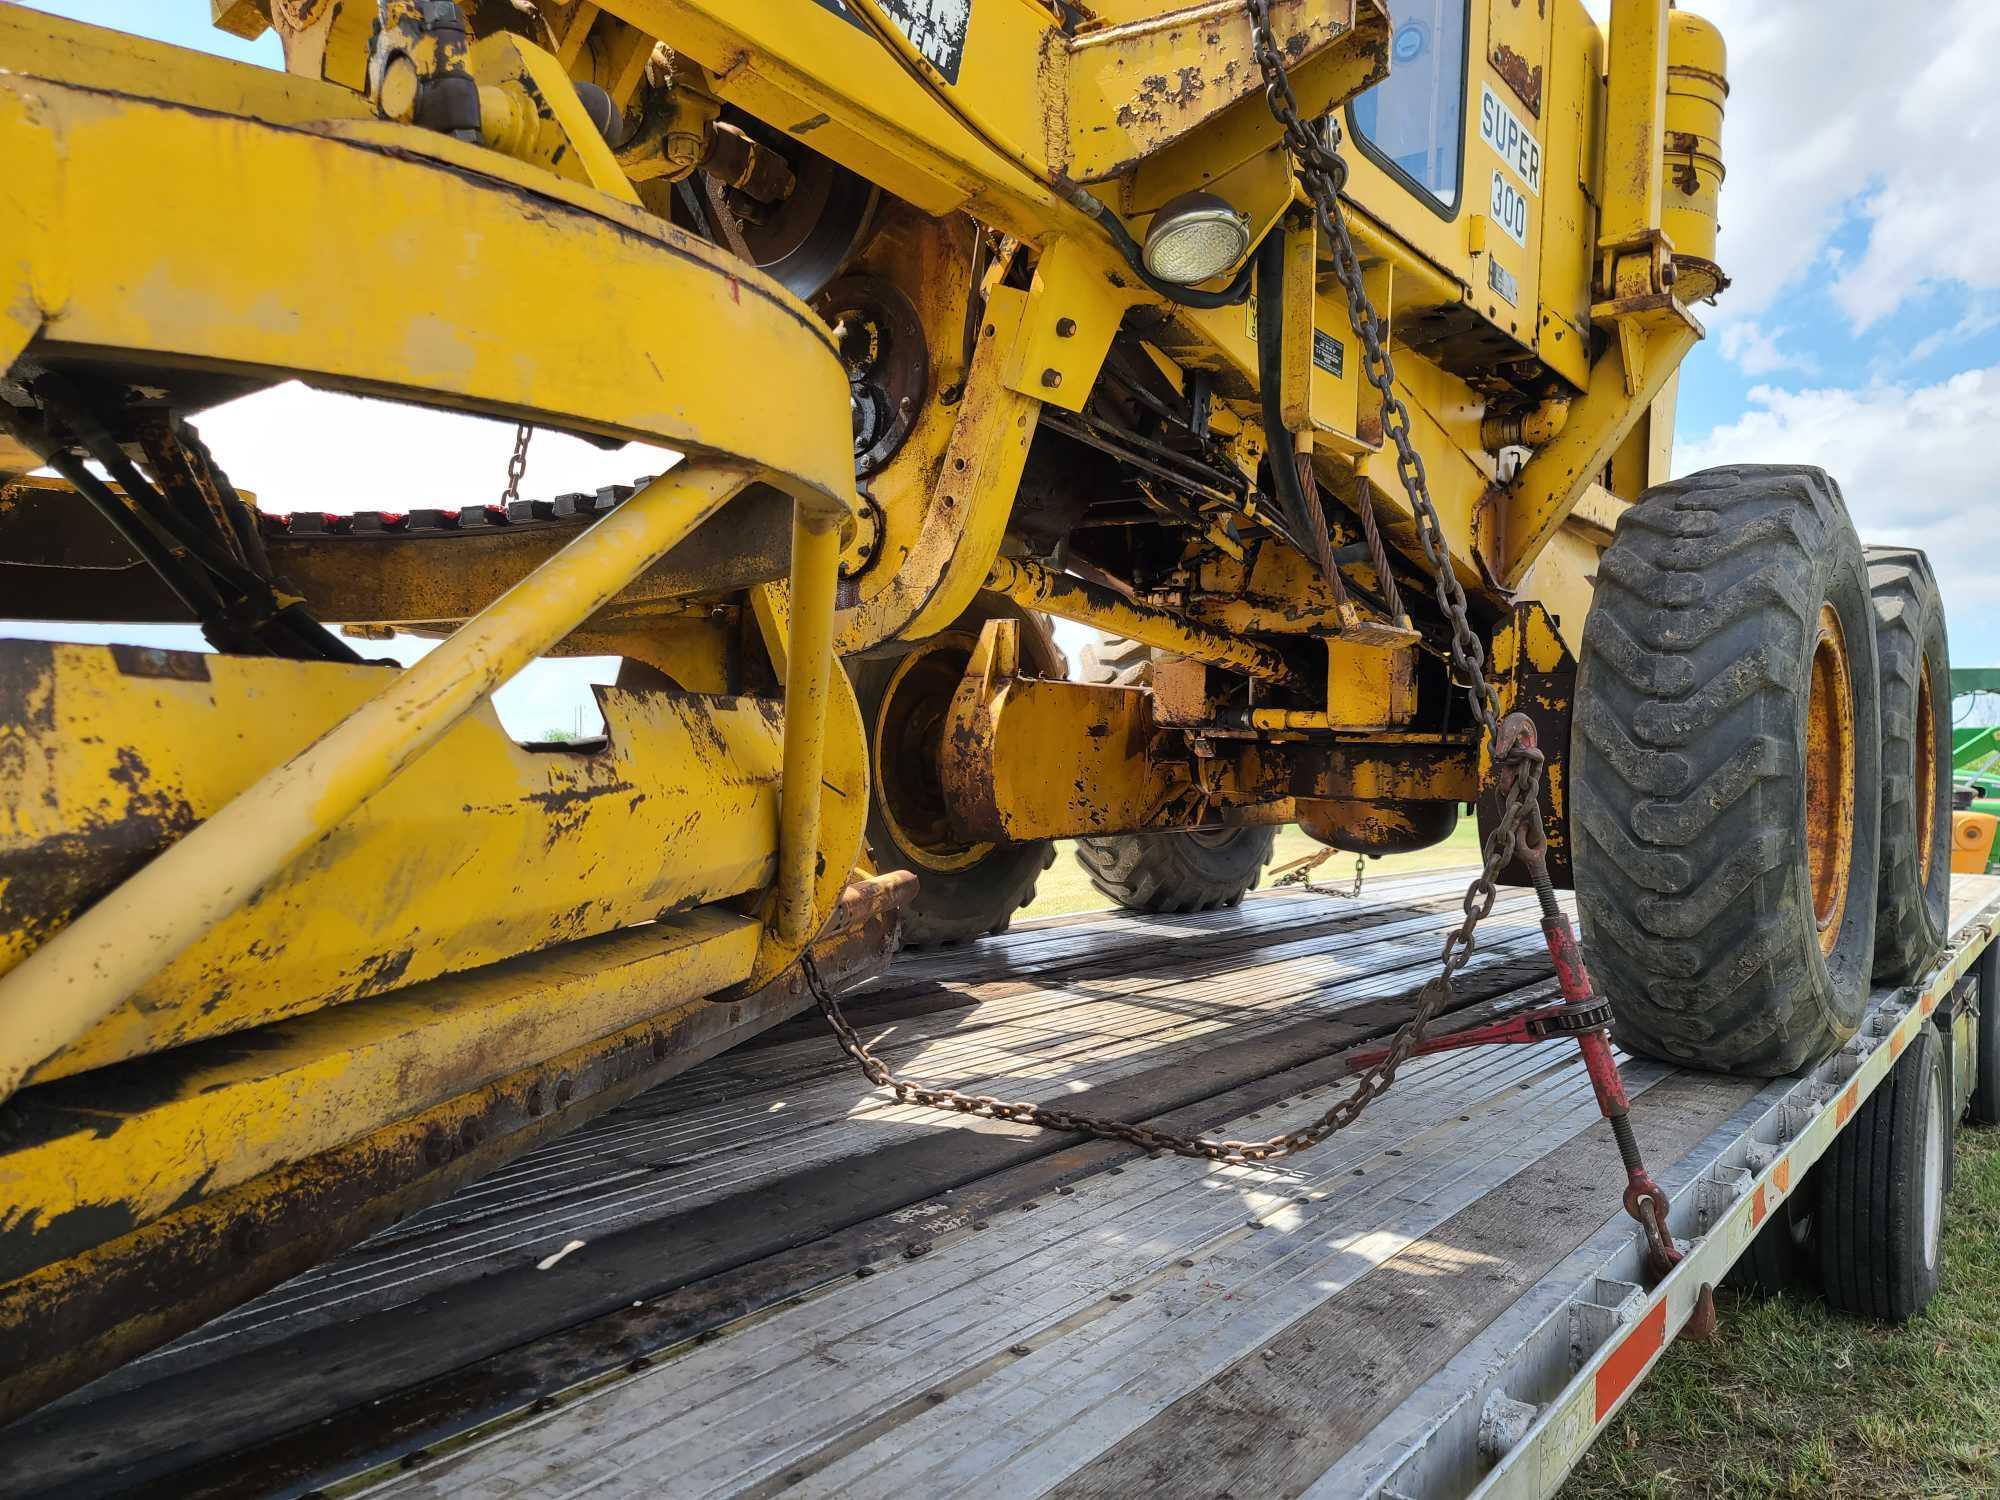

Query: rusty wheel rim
[[874, 633, 995, 873], [1804, 603, 1856, 955], [1916, 655, 1938, 874]]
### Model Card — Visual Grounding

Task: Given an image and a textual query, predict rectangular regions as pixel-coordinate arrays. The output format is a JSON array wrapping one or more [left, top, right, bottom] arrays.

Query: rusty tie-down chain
[[500, 422, 534, 509], [1276, 849, 1367, 900], [800, 0, 1549, 1165]]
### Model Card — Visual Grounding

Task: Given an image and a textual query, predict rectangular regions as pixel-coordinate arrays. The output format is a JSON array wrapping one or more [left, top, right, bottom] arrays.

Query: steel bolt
[[1056, 317, 1078, 337], [1040, 368, 1063, 388]]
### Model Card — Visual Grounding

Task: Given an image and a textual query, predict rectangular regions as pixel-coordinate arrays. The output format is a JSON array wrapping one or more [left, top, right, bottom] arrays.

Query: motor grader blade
[[0, 3, 883, 1420]]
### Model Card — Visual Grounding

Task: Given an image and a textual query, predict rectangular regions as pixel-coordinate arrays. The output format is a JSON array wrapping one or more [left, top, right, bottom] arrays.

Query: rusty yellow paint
[[0, 908, 762, 1279], [1663, 11, 1728, 301], [836, 284, 1040, 656], [1491, 313, 1700, 589], [0, 466, 780, 1092], [1323, 636, 1418, 730], [0, 64, 854, 514], [1067, 0, 1386, 185], [1597, 0, 1671, 286], [987, 554, 1301, 687], [997, 236, 1136, 416], [746, 552, 871, 988]]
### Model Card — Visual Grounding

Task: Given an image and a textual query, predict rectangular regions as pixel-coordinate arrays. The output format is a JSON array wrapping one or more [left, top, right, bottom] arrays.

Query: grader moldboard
[[0, 0, 1959, 1428]]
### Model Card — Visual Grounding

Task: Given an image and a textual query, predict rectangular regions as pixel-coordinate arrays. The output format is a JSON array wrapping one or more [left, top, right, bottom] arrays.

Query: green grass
[[1016, 819, 1486, 921], [1562, 1126, 2000, 1499]]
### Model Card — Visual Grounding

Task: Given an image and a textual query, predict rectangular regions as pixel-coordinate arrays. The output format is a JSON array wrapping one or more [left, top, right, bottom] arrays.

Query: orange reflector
[[1595, 1300, 1668, 1420]]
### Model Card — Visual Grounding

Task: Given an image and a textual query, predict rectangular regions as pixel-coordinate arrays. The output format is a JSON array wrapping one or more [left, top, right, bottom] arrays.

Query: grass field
[[1016, 819, 1486, 921], [1560, 1114, 2000, 1498]]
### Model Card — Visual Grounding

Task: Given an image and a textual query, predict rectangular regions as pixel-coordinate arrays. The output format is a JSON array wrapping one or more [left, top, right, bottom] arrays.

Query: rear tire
[[1073, 826, 1279, 914], [1818, 1024, 1950, 1322], [1071, 634, 1277, 913], [1967, 940, 2000, 1126], [1726, 1183, 1817, 1297], [1572, 465, 1882, 1075], [1865, 547, 1952, 985]]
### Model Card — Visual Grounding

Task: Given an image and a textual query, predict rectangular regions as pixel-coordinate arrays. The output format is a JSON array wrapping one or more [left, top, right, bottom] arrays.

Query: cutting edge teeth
[[257, 476, 661, 539]]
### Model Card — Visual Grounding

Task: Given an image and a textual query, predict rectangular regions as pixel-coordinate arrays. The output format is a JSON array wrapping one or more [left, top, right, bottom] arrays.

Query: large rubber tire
[[1866, 547, 1952, 986], [1074, 826, 1280, 914], [1726, 1179, 1817, 1297], [1967, 939, 2000, 1126], [1572, 466, 1883, 1075], [1070, 634, 1277, 914], [1818, 1023, 1951, 1322], [850, 600, 1059, 947]]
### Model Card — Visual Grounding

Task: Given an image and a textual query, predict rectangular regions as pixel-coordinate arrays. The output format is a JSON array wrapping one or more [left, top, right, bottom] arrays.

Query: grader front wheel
[[1572, 466, 1883, 1076]]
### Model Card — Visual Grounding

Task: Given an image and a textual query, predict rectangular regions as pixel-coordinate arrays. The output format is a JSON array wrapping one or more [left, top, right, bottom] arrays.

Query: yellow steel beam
[[0, 909, 763, 1282], [0, 463, 755, 1101], [1597, 0, 1672, 291], [0, 64, 855, 512], [776, 510, 843, 946], [986, 554, 1304, 688], [1490, 313, 1699, 590], [0, 638, 786, 1081], [0, 878, 908, 1424]]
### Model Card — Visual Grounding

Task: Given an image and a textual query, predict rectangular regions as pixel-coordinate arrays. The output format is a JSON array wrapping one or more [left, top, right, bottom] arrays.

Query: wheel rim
[[1804, 603, 1856, 955], [873, 634, 995, 873], [1923, 1081, 1946, 1268], [1916, 655, 1938, 874]]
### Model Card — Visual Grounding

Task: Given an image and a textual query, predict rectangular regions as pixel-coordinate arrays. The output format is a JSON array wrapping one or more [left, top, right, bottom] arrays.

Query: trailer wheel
[[1727, 1181, 1817, 1297], [1572, 465, 1882, 1075], [1071, 635, 1278, 913], [852, 600, 1060, 946], [1865, 547, 1952, 985], [1967, 941, 2000, 1126], [1818, 1024, 1950, 1321]]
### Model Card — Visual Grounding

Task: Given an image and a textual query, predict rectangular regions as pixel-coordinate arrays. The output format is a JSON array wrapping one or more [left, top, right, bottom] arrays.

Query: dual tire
[[1574, 465, 1955, 1322], [1572, 465, 1950, 1076]]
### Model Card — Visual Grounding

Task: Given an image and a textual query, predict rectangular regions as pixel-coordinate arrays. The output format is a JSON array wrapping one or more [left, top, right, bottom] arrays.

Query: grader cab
[[0, 0, 1955, 1426]]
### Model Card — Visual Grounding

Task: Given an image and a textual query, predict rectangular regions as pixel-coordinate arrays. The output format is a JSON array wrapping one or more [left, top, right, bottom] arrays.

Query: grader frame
[[0, 0, 1726, 1419]]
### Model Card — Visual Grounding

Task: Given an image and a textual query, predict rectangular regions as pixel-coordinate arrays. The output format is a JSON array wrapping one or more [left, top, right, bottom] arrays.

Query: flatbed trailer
[[7, 869, 1998, 1500]]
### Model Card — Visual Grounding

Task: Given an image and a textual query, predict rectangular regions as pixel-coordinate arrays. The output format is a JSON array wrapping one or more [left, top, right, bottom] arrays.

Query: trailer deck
[[9, 869, 1999, 1500]]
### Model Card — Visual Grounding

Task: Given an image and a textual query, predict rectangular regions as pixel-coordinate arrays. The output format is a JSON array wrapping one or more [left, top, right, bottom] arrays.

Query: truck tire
[[1967, 940, 2000, 1126], [1071, 634, 1278, 913], [1865, 547, 1952, 985], [1726, 1184, 1816, 1297], [852, 599, 1060, 946], [1572, 466, 1883, 1075], [1818, 1024, 1950, 1322]]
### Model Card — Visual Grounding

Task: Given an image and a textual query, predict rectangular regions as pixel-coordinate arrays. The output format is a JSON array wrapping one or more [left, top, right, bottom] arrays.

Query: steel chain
[[800, 0, 1548, 1164], [501, 422, 533, 509], [1277, 850, 1367, 900]]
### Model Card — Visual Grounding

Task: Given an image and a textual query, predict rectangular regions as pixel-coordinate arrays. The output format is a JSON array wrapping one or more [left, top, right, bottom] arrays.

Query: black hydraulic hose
[[1255, 225, 1315, 546]]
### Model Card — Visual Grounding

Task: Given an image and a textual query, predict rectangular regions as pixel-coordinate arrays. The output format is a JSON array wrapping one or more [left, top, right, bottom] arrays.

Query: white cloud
[[1717, 321, 1815, 378], [1583, 1, 2000, 333], [1676, 368, 2000, 662]]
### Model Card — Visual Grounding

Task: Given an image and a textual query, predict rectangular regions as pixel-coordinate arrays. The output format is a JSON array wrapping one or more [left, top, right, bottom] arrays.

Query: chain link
[[1276, 849, 1366, 899], [501, 422, 534, 509], [802, 1, 1549, 1164]]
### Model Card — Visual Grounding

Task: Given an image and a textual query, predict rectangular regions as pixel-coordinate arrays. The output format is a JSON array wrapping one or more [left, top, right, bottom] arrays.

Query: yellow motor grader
[[0, 0, 1956, 1423]]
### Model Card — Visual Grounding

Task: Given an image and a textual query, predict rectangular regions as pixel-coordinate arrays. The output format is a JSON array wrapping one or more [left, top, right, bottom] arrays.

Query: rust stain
[[1490, 43, 1543, 118]]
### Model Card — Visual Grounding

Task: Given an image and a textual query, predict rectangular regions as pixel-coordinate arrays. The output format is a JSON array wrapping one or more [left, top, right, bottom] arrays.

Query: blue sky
[[14, 1, 2000, 709]]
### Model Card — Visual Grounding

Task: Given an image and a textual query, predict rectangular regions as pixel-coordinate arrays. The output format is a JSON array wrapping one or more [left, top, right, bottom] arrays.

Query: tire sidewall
[[1799, 542, 1883, 1038]]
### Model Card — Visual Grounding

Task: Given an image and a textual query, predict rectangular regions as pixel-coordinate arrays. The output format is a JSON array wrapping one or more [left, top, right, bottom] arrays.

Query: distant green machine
[[1953, 669, 2000, 873]]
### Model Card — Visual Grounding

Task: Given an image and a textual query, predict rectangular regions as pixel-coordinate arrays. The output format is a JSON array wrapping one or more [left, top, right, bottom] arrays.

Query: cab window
[[1349, 0, 1469, 210]]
